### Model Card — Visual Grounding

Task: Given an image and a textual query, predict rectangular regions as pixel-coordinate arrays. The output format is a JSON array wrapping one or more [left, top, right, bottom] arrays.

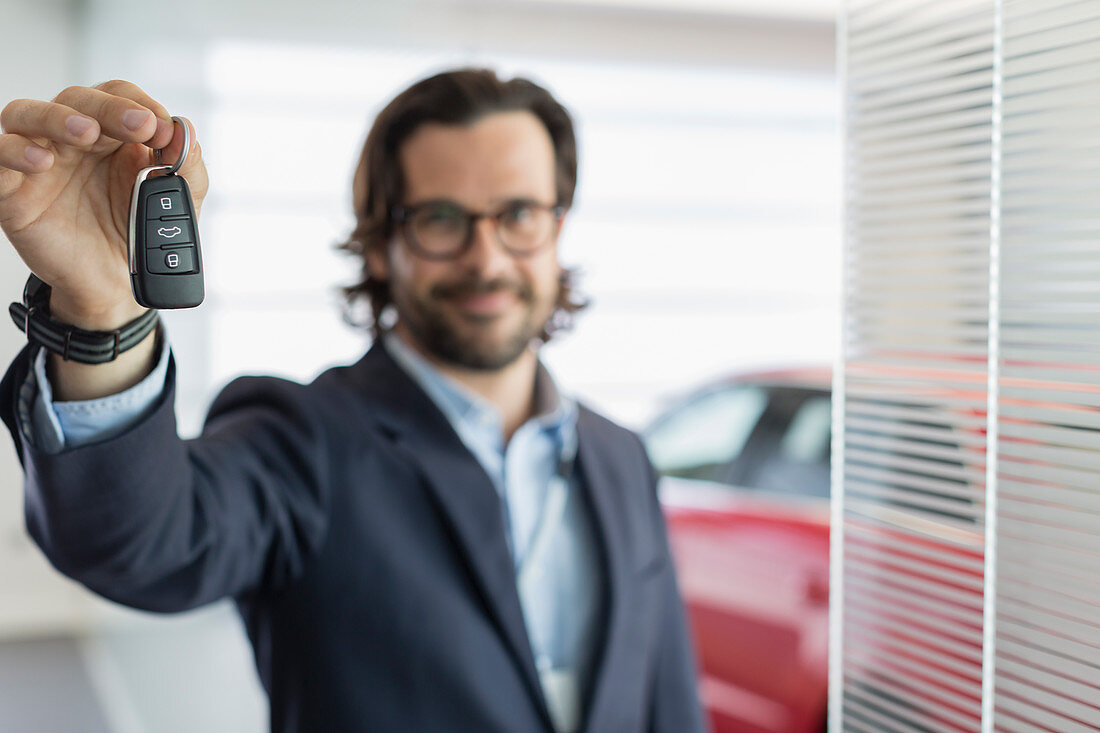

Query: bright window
[[168, 39, 839, 435]]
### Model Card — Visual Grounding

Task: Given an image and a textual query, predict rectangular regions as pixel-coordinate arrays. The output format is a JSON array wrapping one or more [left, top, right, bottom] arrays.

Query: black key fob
[[127, 116, 204, 309]]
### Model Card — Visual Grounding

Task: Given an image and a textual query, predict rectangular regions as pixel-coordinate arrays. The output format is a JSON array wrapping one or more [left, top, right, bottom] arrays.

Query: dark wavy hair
[[337, 67, 589, 339]]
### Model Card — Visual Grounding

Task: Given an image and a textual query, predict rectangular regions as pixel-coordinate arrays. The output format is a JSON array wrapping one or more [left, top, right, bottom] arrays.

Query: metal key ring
[[153, 116, 190, 176]]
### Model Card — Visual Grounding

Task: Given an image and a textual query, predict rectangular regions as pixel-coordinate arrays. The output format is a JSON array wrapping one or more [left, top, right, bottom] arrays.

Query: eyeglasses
[[392, 199, 566, 260]]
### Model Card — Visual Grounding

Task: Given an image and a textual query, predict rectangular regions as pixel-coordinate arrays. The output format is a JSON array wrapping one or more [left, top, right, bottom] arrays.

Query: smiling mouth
[[449, 290, 518, 316]]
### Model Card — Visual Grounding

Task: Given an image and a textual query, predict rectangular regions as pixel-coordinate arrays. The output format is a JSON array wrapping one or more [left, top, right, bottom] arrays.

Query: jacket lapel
[[345, 342, 555, 730], [574, 408, 642, 733]]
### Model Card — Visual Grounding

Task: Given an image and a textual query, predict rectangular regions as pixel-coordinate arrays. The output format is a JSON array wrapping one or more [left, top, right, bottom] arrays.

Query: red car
[[647, 365, 991, 733], [645, 368, 833, 733]]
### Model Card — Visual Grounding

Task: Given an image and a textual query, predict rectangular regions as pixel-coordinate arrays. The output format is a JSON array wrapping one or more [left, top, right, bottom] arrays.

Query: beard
[[392, 274, 557, 371]]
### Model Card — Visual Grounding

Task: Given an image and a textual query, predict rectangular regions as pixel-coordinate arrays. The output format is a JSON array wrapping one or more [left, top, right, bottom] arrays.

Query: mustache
[[431, 277, 534, 302]]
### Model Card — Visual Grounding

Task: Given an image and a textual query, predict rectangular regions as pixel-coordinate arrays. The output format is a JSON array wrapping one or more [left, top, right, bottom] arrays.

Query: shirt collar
[[383, 332, 577, 440]]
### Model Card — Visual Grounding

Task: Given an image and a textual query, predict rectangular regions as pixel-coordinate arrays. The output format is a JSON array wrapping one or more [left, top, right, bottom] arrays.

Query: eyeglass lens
[[407, 202, 556, 255]]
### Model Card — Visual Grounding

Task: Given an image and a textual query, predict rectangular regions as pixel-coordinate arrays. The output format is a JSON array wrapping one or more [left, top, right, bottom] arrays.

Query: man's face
[[370, 110, 564, 371]]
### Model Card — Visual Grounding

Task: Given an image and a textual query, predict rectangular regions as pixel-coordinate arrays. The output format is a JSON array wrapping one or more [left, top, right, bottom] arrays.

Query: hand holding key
[[0, 80, 208, 330], [129, 116, 204, 309]]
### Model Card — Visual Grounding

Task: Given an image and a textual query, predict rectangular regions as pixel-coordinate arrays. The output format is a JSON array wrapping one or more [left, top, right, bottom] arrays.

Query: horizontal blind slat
[[844, 0, 992, 722], [995, 693, 1100, 733], [997, 637, 1100, 692], [995, 676, 1100, 729]]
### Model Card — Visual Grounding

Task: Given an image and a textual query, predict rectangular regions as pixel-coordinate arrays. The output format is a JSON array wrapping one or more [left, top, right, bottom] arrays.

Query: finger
[[1, 99, 100, 149], [0, 132, 55, 174], [52, 82, 171, 149], [94, 80, 175, 149], [0, 167, 23, 201]]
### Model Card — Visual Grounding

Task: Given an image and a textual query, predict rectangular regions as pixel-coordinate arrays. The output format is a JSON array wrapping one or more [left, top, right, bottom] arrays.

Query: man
[[0, 70, 705, 732]]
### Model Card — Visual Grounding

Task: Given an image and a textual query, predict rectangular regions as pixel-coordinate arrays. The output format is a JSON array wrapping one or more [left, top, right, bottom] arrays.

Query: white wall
[[79, 0, 833, 71], [0, 0, 102, 638]]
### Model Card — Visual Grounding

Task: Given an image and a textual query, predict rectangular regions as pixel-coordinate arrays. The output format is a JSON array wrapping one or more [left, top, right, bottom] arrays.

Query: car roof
[[648, 366, 832, 429], [715, 365, 832, 392]]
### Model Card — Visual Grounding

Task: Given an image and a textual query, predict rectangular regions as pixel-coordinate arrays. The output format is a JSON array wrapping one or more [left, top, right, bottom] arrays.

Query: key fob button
[[146, 218, 194, 247], [146, 191, 186, 218], [147, 247, 196, 274], [129, 159, 204, 308]]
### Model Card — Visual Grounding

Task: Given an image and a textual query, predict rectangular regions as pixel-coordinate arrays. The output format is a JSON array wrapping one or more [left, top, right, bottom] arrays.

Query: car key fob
[[128, 116, 204, 309]]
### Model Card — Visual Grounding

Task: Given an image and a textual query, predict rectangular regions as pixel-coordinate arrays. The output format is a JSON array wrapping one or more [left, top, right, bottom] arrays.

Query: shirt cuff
[[24, 331, 172, 454]]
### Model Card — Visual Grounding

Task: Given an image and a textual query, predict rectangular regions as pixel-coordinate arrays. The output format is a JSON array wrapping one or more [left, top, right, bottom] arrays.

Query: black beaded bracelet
[[8, 274, 159, 364]]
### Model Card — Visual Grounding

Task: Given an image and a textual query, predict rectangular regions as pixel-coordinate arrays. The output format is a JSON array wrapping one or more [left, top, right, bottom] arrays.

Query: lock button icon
[[147, 247, 196, 275]]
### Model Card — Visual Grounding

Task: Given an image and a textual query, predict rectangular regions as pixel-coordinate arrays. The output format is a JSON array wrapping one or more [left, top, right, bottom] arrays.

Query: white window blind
[[995, 1, 1100, 729], [838, 0, 992, 729], [838, 0, 1100, 730]]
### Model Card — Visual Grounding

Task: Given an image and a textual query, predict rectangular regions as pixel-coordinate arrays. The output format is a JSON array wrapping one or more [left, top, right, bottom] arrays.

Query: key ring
[[153, 116, 190, 175]]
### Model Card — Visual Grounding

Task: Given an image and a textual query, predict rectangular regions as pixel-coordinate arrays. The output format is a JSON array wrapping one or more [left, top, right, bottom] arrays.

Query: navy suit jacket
[[1, 340, 705, 732]]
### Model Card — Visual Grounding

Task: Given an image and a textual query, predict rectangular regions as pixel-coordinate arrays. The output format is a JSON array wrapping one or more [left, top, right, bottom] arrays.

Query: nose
[[461, 215, 512, 277]]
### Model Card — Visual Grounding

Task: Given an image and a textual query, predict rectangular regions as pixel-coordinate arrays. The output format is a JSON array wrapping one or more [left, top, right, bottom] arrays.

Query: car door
[[648, 385, 831, 733]]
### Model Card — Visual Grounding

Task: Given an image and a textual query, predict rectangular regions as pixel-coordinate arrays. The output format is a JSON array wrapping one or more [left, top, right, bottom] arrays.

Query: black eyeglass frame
[[391, 199, 567, 261]]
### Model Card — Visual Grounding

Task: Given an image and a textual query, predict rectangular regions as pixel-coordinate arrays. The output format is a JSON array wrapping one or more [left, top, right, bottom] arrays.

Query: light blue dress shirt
[[23, 333, 172, 454], [22, 332, 603, 732], [384, 335, 603, 732]]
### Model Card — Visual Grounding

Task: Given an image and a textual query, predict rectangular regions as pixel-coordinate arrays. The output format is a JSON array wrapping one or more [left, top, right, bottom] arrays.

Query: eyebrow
[[406, 196, 549, 210]]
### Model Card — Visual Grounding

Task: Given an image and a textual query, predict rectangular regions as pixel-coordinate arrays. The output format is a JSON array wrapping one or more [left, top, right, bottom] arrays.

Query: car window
[[780, 395, 832, 463], [645, 386, 768, 482], [747, 393, 832, 498]]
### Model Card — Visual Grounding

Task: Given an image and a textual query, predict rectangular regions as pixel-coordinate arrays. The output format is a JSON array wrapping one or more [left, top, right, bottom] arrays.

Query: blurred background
[[0, 0, 839, 731]]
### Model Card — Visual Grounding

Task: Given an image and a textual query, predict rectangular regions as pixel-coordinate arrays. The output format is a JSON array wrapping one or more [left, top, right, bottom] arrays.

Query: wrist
[[48, 325, 160, 401], [48, 290, 148, 331], [10, 275, 160, 366]]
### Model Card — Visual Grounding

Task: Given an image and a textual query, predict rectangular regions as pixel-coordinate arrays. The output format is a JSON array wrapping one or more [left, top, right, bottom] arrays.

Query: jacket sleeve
[[640, 441, 710, 733], [1, 344, 333, 613]]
